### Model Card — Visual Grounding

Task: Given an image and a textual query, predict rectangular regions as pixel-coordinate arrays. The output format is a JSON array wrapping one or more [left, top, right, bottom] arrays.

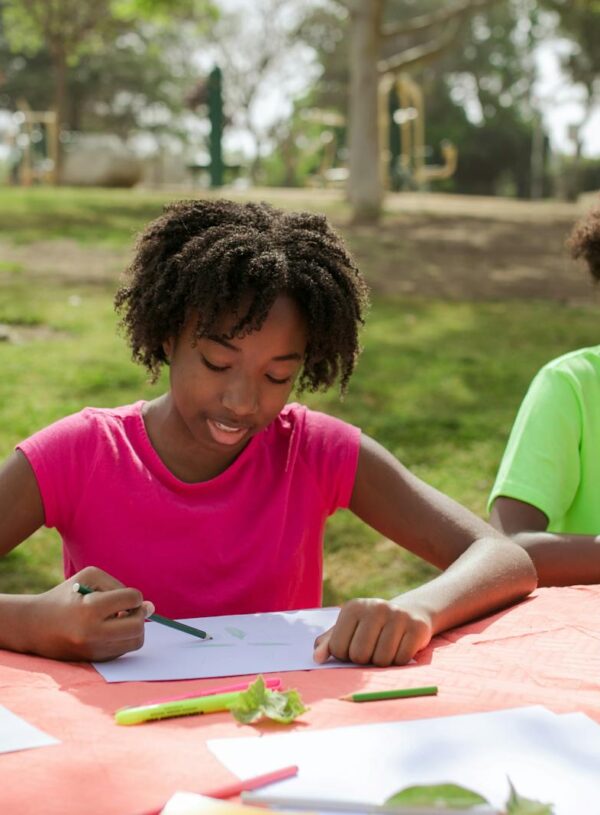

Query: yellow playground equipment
[[10, 99, 59, 185], [379, 72, 457, 190], [304, 73, 456, 191]]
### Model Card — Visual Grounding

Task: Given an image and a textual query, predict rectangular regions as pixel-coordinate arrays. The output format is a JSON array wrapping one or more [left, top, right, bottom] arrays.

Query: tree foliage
[[539, 0, 600, 155], [0, 0, 216, 178], [295, 0, 552, 201], [421, 0, 550, 197], [296, 0, 525, 221], [0, 17, 201, 138], [199, 0, 316, 183]]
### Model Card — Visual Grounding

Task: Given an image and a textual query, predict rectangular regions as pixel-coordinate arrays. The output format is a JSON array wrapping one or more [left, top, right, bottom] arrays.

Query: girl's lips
[[206, 418, 250, 446]]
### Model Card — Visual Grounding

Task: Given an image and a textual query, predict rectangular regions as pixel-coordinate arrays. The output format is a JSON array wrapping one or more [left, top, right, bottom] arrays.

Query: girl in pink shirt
[[0, 199, 535, 664]]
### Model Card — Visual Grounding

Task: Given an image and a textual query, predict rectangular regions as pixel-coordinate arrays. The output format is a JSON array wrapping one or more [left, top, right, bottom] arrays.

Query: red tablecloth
[[2, 586, 599, 815]]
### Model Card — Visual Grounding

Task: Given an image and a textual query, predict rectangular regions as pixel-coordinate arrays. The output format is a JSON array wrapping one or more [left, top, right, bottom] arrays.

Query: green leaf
[[228, 676, 308, 725], [386, 783, 489, 809], [505, 778, 554, 815]]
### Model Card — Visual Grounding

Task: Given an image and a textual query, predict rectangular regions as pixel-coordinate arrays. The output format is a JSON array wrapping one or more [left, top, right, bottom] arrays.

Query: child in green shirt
[[489, 203, 600, 585]]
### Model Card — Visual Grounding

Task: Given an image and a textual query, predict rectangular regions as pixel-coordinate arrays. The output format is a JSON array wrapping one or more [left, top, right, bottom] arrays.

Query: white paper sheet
[[0, 706, 59, 755], [93, 607, 356, 683], [208, 706, 600, 815]]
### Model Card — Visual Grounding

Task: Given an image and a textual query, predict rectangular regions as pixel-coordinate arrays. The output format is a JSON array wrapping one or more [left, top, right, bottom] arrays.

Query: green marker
[[115, 690, 243, 725], [341, 686, 438, 703], [72, 582, 212, 640]]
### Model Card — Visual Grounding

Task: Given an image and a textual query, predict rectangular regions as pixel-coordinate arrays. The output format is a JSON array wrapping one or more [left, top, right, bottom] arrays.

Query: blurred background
[[0, 0, 598, 602], [0, 0, 598, 206]]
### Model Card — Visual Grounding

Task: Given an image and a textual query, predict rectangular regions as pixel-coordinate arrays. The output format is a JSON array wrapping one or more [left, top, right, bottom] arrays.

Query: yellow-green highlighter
[[115, 690, 244, 726]]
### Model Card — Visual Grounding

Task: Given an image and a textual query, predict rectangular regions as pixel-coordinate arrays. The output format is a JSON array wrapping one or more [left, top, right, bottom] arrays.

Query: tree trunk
[[347, 0, 384, 223], [52, 47, 67, 184]]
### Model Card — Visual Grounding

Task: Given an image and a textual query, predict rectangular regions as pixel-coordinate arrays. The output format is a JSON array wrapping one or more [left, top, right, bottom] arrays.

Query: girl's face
[[162, 294, 307, 473]]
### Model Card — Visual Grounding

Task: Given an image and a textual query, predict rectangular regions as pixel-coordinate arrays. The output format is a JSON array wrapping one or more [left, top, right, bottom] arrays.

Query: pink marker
[[136, 759, 296, 815], [132, 676, 282, 707], [203, 764, 299, 799]]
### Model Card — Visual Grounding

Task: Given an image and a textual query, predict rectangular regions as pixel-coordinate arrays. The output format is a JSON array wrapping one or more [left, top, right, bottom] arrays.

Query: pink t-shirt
[[18, 402, 360, 618]]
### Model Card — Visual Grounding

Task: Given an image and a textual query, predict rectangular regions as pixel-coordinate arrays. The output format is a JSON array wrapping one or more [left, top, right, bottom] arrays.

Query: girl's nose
[[221, 374, 258, 416]]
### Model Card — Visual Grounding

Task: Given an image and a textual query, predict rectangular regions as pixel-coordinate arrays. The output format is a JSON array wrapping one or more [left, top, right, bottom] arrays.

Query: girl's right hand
[[24, 566, 155, 662]]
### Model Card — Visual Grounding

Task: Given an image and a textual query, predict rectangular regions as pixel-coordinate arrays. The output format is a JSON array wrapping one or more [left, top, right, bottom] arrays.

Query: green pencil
[[73, 582, 212, 640], [341, 685, 438, 703]]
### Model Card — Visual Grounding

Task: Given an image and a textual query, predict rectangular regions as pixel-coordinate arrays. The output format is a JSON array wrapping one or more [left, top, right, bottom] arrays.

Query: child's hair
[[114, 199, 369, 393], [568, 203, 600, 281]]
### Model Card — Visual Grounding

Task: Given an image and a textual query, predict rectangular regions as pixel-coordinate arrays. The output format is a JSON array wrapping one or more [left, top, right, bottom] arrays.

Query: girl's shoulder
[[273, 403, 361, 469], [84, 401, 144, 431], [276, 401, 360, 440], [80, 400, 145, 422], [273, 404, 361, 511], [19, 401, 146, 451]]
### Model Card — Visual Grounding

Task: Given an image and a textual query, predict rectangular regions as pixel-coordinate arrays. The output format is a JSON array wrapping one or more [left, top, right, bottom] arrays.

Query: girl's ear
[[163, 337, 174, 362]]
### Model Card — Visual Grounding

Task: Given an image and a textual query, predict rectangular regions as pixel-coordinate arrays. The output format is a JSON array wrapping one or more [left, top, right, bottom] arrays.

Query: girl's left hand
[[313, 598, 433, 667]]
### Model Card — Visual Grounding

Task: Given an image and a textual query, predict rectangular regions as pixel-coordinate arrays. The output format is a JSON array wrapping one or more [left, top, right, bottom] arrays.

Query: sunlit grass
[[0, 186, 351, 246], [0, 187, 169, 245]]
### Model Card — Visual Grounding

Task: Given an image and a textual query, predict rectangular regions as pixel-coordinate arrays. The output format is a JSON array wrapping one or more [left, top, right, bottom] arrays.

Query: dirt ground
[[2, 189, 599, 304], [350, 190, 600, 304]]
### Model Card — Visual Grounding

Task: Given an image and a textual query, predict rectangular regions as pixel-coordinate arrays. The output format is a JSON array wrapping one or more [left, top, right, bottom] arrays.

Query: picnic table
[[2, 585, 599, 815]]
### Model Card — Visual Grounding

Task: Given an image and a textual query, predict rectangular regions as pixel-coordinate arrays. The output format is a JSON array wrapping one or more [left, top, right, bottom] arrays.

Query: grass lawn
[[0, 186, 597, 604]]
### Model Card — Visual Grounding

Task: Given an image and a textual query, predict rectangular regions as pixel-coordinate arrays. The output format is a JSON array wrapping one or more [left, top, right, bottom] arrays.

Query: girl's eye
[[201, 355, 229, 372], [266, 374, 292, 385]]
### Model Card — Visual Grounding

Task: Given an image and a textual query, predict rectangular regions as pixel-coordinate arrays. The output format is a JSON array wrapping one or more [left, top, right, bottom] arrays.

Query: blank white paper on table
[[92, 607, 355, 682], [0, 705, 59, 755], [208, 705, 600, 815]]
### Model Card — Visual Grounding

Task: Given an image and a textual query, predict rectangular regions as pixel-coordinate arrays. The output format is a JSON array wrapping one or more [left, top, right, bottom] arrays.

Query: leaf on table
[[228, 675, 308, 724], [505, 778, 554, 815], [385, 782, 489, 809]]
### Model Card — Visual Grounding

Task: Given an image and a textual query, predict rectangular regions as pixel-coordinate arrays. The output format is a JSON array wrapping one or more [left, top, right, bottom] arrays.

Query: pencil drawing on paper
[[225, 626, 248, 639]]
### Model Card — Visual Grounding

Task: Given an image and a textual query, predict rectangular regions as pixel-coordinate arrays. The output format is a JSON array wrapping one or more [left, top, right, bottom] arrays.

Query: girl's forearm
[[393, 537, 537, 637], [512, 531, 600, 587]]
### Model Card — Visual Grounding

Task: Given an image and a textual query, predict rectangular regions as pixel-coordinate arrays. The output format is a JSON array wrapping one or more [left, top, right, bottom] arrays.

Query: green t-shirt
[[488, 346, 600, 534]]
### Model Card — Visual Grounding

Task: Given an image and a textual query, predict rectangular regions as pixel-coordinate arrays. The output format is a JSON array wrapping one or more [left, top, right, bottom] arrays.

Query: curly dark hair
[[567, 202, 600, 281], [114, 198, 369, 393]]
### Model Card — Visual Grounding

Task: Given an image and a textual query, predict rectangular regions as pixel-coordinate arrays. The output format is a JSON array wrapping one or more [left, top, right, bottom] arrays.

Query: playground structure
[[5, 69, 456, 192], [186, 65, 234, 189], [304, 73, 457, 191], [300, 109, 347, 188], [379, 72, 457, 191], [9, 100, 59, 185], [7, 69, 226, 189]]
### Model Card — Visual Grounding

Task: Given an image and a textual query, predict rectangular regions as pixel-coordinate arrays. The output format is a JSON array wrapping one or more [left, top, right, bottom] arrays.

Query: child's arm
[[0, 451, 153, 661], [314, 434, 537, 667], [490, 495, 600, 586]]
